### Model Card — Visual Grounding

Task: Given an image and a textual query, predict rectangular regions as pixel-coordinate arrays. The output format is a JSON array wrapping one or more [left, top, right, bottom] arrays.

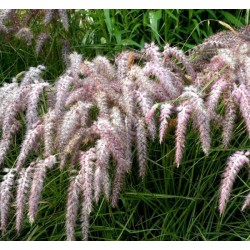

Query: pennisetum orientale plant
[[0, 22, 250, 240]]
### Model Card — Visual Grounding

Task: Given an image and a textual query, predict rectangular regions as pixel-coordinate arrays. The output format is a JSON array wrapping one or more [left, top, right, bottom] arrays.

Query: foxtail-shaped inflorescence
[[1, 25, 250, 240]]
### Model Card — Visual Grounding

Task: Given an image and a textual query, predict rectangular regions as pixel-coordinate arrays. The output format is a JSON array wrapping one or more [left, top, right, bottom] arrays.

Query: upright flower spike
[[121, 78, 135, 118], [66, 174, 81, 241], [206, 78, 228, 120], [180, 86, 211, 155], [222, 98, 237, 148], [59, 127, 86, 170], [79, 148, 96, 215], [61, 39, 71, 65], [55, 74, 74, 114], [244, 57, 250, 87], [16, 123, 44, 171], [135, 90, 156, 140], [81, 206, 90, 241], [20, 65, 46, 86], [0, 10, 10, 33], [0, 82, 18, 119], [58, 10, 69, 31], [79, 148, 96, 241], [242, 192, 250, 211], [68, 52, 82, 79], [159, 103, 173, 144], [26, 82, 49, 129], [15, 27, 33, 45], [0, 169, 16, 234], [146, 104, 158, 125], [144, 63, 179, 99], [43, 109, 56, 157], [16, 162, 36, 232], [28, 155, 56, 223], [175, 104, 192, 167], [35, 32, 50, 55], [0, 121, 20, 167], [93, 118, 128, 170], [58, 101, 92, 150], [219, 151, 250, 215], [92, 56, 116, 81], [136, 118, 147, 178], [111, 162, 126, 208], [110, 107, 126, 139], [233, 84, 250, 136], [164, 44, 196, 81], [44, 10, 57, 26], [144, 43, 161, 62], [2, 86, 30, 135], [116, 51, 132, 79]]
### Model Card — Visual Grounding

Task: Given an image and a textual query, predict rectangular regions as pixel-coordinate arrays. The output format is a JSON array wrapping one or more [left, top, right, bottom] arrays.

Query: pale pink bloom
[[219, 151, 250, 215], [59, 127, 86, 170], [159, 103, 173, 144], [20, 65, 46, 86], [242, 192, 250, 211], [121, 78, 135, 118], [136, 118, 147, 178], [0, 121, 20, 166], [95, 91, 110, 119], [44, 10, 56, 26], [68, 52, 82, 78], [111, 162, 126, 207], [175, 104, 192, 167], [2, 86, 30, 135], [115, 51, 131, 79], [26, 82, 49, 128], [93, 56, 116, 81], [65, 87, 86, 107], [206, 78, 228, 120], [144, 43, 162, 63], [58, 10, 69, 31], [0, 169, 16, 233], [16, 162, 36, 232], [16, 27, 33, 45], [43, 109, 56, 157], [58, 101, 92, 150], [35, 32, 50, 55], [93, 118, 127, 170], [233, 84, 250, 136], [164, 44, 196, 81], [66, 174, 81, 241], [180, 86, 210, 155], [81, 206, 90, 241], [55, 74, 73, 113], [0, 82, 18, 125], [135, 90, 156, 140], [222, 98, 237, 148], [94, 139, 111, 203], [79, 149, 96, 214], [16, 123, 44, 171], [0, 9, 13, 33], [244, 57, 250, 87], [28, 155, 56, 223], [144, 63, 179, 99]]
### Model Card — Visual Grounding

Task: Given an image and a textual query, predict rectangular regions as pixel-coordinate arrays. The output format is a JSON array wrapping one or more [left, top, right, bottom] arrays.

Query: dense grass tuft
[[0, 10, 250, 241]]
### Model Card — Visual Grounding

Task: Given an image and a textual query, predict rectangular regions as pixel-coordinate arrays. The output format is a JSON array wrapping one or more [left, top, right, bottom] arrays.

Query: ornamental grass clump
[[0, 24, 250, 240], [0, 9, 70, 60]]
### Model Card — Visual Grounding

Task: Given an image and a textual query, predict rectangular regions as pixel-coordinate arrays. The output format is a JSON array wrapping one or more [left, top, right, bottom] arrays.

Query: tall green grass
[[0, 10, 250, 241]]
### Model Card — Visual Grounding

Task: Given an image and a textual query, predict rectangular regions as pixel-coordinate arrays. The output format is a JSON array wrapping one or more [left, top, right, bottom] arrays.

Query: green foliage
[[0, 9, 250, 241]]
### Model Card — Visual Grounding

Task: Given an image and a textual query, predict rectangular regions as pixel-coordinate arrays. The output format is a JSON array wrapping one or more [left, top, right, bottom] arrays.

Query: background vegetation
[[0, 9, 250, 241]]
